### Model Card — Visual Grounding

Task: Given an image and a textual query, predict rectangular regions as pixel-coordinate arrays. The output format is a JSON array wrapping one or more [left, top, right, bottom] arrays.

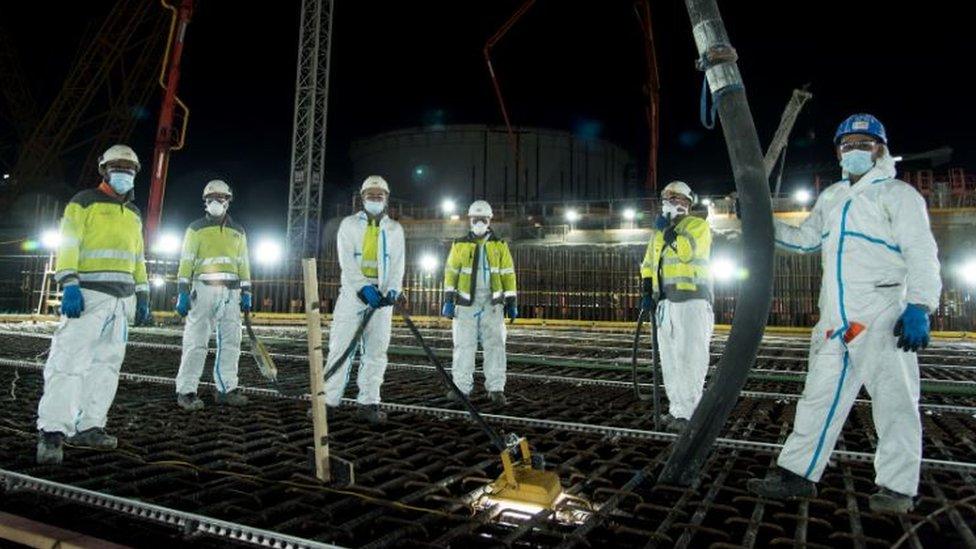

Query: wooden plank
[[302, 258, 330, 482], [0, 511, 131, 549]]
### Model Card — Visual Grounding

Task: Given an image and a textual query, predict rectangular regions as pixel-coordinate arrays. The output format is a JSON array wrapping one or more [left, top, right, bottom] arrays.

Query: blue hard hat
[[834, 113, 887, 145]]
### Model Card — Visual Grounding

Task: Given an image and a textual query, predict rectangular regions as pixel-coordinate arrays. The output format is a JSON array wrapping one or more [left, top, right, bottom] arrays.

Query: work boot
[[67, 427, 117, 450], [869, 487, 915, 514], [488, 391, 507, 406], [357, 404, 387, 425], [445, 389, 467, 402], [36, 431, 64, 465], [214, 389, 249, 407], [667, 417, 689, 433], [747, 467, 817, 499], [177, 393, 204, 411]]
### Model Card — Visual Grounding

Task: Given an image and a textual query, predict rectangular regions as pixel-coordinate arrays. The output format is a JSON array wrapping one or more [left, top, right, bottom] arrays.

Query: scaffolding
[[286, 0, 334, 258]]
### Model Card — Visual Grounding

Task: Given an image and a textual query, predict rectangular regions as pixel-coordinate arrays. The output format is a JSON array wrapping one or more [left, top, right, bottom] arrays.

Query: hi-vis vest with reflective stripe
[[444, 232, 517, 306], [640, 215, 712, 302], [54, 187, 148, 298], [177, 216, 251, 291], [360, 221, 380, 280]]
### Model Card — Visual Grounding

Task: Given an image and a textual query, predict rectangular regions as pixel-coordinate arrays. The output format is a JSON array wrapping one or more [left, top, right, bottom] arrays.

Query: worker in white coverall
[[36, 144, 152, 464], [639, 181, 713, 433], [173, 180, 252, 410], [441, 200, 518, 406], [748, 114, 941, 514], [323, 176, 405, 424]]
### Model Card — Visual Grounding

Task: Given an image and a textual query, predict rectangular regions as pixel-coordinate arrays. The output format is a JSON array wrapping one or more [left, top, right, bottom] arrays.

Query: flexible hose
[[397, 302, 509, 453]]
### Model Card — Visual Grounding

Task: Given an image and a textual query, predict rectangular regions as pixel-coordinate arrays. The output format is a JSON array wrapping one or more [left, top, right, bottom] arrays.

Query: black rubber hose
[[630, 307, 662, 433], [322, 307, 377, 384], [398, 305, 509, 453], [631, 307, 664, 432], [630, 308, 649, 401], [658, 0, 774, 486], [650, 304, 663, 430]]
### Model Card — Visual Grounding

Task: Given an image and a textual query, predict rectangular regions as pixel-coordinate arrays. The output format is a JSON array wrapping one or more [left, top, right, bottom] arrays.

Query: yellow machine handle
[[500, 437, 534, 487]]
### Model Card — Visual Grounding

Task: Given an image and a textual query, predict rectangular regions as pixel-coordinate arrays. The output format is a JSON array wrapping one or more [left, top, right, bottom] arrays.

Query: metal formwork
[[143, 245, 976, 330]]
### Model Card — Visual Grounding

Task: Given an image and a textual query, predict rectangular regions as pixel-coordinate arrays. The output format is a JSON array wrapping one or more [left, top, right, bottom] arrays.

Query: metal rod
[[0, 468, 341, 549], [2, 356, 974, 474]]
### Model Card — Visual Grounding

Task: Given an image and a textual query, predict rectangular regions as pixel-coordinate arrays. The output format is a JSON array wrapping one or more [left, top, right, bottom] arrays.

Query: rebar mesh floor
[[1, 322, 974, 548]]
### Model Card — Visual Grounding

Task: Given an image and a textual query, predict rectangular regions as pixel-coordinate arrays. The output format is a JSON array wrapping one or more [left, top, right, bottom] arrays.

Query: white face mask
[[662, 202, 688, 220], [471, 221, 489, 236], [206, 199, 228, 217], [364, 199, 385, 216]]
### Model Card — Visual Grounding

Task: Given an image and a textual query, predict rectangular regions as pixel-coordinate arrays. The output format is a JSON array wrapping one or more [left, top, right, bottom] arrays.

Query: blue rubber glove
[[441, 300, 455, 319], [505, 301, 518, 321], [358, 285, 382, 308], [641, 293, 655, 311], [175, 291, 191, 317], [61, 285, 83, 318], [894, 303, 930, 352], [240, 291, 252, 312], [135, 293, 151, 326], [384, 289, 398, 307], [654, 215, 669, 231]]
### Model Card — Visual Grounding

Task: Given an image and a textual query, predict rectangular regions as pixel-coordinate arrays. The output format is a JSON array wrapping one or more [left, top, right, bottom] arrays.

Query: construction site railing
[[2, 247, 973, 331]]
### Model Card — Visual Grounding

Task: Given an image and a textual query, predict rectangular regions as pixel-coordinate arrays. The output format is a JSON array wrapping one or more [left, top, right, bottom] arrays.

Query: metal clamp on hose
[[691, 18, 744, 95]]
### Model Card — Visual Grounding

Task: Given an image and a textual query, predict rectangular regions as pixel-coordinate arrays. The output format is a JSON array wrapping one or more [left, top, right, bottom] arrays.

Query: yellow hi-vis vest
[[443, 232, 517, 306], [360, 221, 380, 280], [54, 186, 148, 298], [640, 215, 712, 302], [177, 216, 251, 292]]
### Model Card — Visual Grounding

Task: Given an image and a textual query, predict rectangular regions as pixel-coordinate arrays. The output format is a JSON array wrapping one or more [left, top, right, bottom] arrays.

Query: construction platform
[[0, 320, 974, 548]]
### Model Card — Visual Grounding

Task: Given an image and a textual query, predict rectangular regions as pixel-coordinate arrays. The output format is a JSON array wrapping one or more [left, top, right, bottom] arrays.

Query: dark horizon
[[1, 1, 970, 237]]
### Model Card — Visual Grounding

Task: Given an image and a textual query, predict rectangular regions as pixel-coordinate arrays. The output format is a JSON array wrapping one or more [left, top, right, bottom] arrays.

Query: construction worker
[[441, 200, 517, 406], [173, 180, 252, 410], [749, 114, 941, 514], [640, 181, 713, 432], [35, 144, 152, 464], [323, 176, 405, 424]]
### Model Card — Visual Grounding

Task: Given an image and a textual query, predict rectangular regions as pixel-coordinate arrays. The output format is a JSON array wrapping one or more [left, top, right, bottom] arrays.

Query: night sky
[[1, 1, 970, 238]]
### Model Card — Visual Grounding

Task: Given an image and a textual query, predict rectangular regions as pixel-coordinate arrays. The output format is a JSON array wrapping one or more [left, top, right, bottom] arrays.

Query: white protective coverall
[[175, 284, 243, 394], [774, 154, 941, 496], [37, 289, 135, 435], [324, 212, 405, 406], [656, 299, 714, 419], [451, 241, 507, 395]]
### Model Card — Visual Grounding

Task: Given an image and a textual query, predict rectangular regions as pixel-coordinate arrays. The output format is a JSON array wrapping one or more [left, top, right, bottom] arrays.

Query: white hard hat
[[203, 179, 233, 199], [98, 144, 140, 174], [361, 175, 390, 194], [662, 180, 696, 204], [467, 200, 493, 218]]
